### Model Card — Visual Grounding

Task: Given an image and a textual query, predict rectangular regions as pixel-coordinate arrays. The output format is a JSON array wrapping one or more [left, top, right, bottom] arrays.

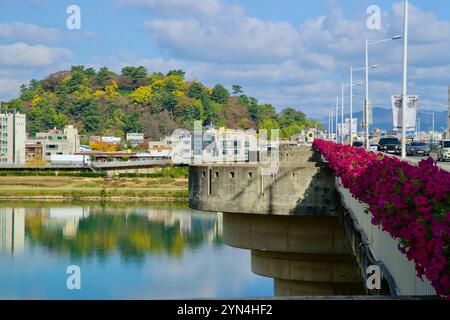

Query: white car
[[437, 140, 450, 162], [369, 144, 379, 152]]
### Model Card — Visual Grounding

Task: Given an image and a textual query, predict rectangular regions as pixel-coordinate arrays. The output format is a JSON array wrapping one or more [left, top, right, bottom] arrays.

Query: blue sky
[[1, 0, 449, 119]]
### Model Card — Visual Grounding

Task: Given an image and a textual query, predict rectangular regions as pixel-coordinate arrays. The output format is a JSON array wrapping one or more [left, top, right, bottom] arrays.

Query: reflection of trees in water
[[25, 210, 223, 264]]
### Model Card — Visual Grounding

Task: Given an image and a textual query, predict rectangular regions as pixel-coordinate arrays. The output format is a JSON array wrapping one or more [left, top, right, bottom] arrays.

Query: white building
[[101, 136, 121, 144], [210, 127, 259, 163], [290, 126, 319, 145], [126, 133, 144, 145], [0, 110, 26, 165], [170, 129, 193, 165], [26, 125, 80, 162], [154, 127, 264, 165]]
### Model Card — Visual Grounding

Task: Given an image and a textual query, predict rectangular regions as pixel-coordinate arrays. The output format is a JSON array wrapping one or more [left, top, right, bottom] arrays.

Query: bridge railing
[[336, 178, 436, 296]]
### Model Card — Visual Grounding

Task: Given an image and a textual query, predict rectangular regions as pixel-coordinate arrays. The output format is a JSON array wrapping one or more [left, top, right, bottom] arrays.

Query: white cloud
[[0, 42, 73, 67], [0, 22, 59, 43], [2, 0, 449, 119], [0, 78, 23, 101], [145, 15, 299, 64]]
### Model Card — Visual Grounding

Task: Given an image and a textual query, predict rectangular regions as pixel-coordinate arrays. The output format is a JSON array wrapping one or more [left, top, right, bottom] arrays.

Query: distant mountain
[[324, 107, 448, 132]]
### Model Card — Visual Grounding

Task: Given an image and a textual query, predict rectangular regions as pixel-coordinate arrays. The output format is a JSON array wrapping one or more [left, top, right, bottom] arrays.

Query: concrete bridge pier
[[223, 212, 364, 296], [189, 147, 365, 296]]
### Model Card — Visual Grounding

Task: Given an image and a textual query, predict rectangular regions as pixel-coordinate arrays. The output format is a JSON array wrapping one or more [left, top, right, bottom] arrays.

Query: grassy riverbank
[[0, 175, 188, 201]]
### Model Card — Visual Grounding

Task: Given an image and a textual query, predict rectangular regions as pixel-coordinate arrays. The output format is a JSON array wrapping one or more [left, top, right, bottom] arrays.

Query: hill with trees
[[2, 66, 322, 141]]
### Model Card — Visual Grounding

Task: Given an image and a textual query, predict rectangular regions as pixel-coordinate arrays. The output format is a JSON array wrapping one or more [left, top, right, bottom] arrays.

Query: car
[[369, 144, 379, 152], [406, 141, 431, 157], [437, 140, 450, 162], [352, 141, 364, 148], [430, 143, 440, 152], [378, 137, 402, 155]]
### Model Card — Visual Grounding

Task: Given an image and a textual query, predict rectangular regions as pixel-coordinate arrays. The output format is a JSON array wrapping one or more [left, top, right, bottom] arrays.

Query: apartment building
[[0, 110, 26, 165], [26, 125, 80, 162]]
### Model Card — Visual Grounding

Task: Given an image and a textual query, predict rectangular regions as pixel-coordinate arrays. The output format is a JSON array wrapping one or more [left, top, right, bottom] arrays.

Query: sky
[[0, 0, 449, 120]]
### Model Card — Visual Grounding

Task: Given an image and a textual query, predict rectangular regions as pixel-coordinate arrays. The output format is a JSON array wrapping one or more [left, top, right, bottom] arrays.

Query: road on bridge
[[407, 154, 450, 171]]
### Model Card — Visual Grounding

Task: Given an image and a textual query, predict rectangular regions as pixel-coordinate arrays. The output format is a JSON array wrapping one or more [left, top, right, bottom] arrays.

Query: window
[[230, 172, 235, 178], [215, 172, 219, 178], [248, 172, 253, 179]]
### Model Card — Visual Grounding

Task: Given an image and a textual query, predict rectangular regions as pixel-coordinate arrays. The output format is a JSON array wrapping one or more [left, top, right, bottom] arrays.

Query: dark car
[[378, 137, 401, 155], [352, 141, 364, 148], [406, 141, 430, 157]]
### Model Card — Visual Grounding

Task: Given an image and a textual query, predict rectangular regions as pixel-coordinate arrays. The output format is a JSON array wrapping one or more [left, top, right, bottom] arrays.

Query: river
[[0, 201, 273, 299]]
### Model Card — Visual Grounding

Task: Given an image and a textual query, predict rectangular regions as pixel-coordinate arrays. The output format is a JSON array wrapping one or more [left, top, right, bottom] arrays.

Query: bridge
[[189, 143, 449, 298]]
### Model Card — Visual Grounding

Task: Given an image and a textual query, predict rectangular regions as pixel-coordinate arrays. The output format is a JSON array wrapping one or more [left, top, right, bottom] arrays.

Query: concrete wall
[[189, 147, 337, 216]]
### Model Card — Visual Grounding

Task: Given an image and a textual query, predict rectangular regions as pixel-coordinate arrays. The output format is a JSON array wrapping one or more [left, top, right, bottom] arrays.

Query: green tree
[[211, 84, 230, 104], [187, 82, 208, 100], [166, 70, 186, 79], [96, 67, 115, 86], [121, 66, 148, 84], [281, 124, 302, 139], [232, 85, 243, 96], [259, 118, 279, 139], [278, 108, 306, 127], [174, 97, 204, 124], [124, 111, 144, 134]]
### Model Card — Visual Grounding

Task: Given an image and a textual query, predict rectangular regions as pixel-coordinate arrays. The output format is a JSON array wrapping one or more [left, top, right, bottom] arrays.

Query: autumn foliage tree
[[3, 66, 322, 140]]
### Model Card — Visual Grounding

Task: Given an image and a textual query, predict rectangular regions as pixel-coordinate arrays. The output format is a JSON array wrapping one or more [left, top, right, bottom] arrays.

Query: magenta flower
[[414, 196, 428, 207], [426, 268, 440, 282], [431, 256, 447, 271], [412, 224, 427, 238], [313, 139, 450, 298]]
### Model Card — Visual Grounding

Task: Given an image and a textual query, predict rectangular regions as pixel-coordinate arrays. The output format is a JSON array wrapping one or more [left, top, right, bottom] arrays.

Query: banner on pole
[[337, 122, 348, 135], [392, 95, 418, 132], [362, 100, 373, 128], [345, 118, 358, 134]]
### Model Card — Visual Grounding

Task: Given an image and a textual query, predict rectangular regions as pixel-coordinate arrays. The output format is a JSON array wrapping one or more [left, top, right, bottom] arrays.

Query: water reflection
[[0, 208, 25, 255], [0, 203, 272, 299], [23, 206, 223, 262]]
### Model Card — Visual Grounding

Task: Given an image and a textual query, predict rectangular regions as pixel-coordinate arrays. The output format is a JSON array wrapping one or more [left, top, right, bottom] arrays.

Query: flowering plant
[[313, 139, 450, 298]]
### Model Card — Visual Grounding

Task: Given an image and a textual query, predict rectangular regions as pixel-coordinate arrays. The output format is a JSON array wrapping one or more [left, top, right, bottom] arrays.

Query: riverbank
[[0, 176, 188, 201]]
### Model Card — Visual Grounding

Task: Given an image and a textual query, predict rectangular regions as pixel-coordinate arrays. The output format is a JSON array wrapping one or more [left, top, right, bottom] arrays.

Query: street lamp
[[350, 65, 378, 144], [365, 35, 403, 150], [341, 82, 345, 144], [400, 0, 409, 158], [335, 96, 339, 143], [330, 106, 335, 141]]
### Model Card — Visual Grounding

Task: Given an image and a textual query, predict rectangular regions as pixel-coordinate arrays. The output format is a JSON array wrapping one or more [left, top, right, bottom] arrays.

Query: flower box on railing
[[313, 139, 450, 299]]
